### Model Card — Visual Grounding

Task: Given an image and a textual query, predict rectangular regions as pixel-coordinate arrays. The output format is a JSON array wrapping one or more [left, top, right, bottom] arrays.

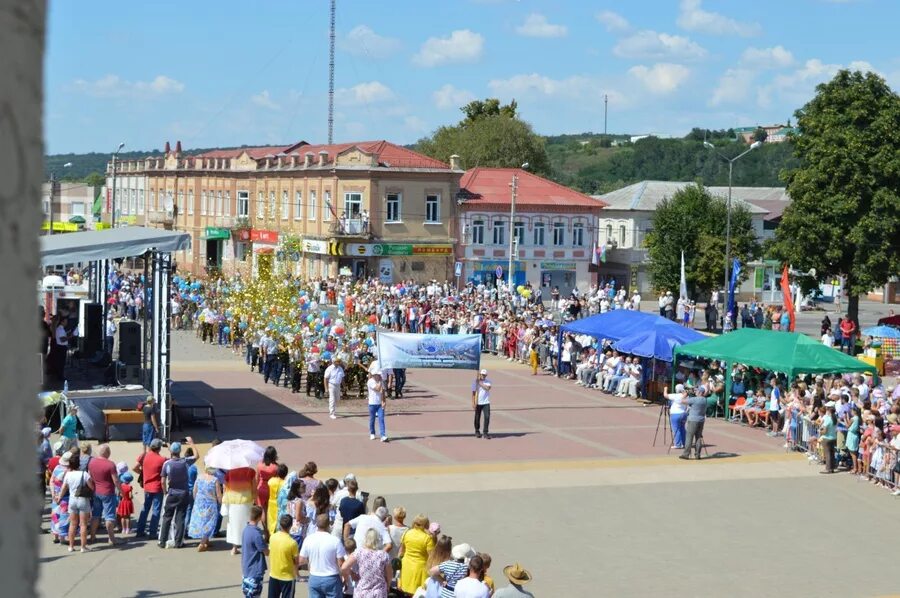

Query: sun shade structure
[[560, 310, 661, 341], [40, 226, 191, 266], [613, 322, 705, 362], [673, 328, 877, 417]]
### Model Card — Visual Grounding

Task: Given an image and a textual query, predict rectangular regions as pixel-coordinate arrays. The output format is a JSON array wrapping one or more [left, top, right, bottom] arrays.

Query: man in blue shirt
[[241, 506, 269, 598]]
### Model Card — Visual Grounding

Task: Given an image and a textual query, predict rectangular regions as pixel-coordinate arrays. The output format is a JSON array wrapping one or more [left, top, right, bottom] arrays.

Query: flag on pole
[[728, 258, 741, 316], [679, 251, 688, 300], [781, 264, 795, 331]]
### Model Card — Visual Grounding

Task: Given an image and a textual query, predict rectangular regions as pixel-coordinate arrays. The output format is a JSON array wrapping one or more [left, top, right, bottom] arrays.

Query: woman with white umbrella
[[204, 439, 264, 555]]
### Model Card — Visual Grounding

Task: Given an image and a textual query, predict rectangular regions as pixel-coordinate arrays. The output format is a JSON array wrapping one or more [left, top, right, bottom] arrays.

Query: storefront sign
[[347, 243, 374, 256], [412, 244, 453, 255], [250, 229, 279, 244], [366, 243, 453, 256], [303, 239, 329, 254], [469, 260, 523, 272], [203, 226, 231, 240], [540, 261, 577, 271], [373, 244, 411, 256]]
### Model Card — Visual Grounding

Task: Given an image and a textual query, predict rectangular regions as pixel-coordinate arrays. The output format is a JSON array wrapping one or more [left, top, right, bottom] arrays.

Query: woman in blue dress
[[187, 466, 222, 552], [845, 406, 861, 475]]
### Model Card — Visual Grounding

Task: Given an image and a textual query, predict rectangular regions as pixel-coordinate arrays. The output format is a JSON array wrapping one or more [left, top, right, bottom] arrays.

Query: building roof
[[593, 181, 780, 214], [194, 140, 450, 170], [743, 199, 788, 221], [459, 167, 606, 210]]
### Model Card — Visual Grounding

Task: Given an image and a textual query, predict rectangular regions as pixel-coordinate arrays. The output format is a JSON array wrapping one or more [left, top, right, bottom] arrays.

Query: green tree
[[83, 172, 106, 187], [645, 183, 760, 298], [774, 70, 900, 322], [752, 127, 768, 143], [416, 98, 549, 175]]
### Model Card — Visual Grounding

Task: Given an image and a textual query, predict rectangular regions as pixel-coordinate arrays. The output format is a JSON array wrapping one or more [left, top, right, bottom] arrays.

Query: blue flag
[[728, 258, 741, 316]]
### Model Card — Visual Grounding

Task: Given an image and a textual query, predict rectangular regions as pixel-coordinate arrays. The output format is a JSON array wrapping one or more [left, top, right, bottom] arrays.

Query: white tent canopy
[[40, 227, 191, 266]]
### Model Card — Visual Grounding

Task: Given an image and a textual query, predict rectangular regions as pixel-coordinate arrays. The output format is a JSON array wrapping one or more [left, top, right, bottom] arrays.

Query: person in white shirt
[[367, 372, 388, 442], [344, 507, 392, 553], [454, 554, 491, 598], [822, 328, 835, 347], [299, 513, 347, 596], [669, 384, 688, 449], [323, 357, 345, 419], [472, 369, 492, 439], [104, 315, 116, 356]]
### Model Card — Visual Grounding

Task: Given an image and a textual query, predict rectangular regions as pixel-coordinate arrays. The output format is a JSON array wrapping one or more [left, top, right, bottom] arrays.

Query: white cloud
[[432, 84, 476, 109], [487, 73, 626, 106], [413, 30, 484, 67], [710, 68, 756, 106], [72, 74, 185, 98], [341, 25, 401, 59], [629, 63, 691, 94], [516, 13, 567, 38], [339, 81, 395, 105], [677, 0, 761, 37], [613, 30, 706, 61], [757, 58, 878, 108], [250, 90, 280, 110], [740, 45, 794, 69], [403, 115, 429, 133], [596, 10, 630, 33]]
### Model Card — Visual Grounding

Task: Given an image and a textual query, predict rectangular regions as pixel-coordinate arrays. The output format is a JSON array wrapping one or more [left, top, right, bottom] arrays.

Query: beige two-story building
[[108, 140, 464, 281]]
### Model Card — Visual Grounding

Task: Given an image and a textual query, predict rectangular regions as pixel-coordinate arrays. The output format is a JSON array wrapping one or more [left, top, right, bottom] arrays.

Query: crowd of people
[[40, 431, 535, 597]]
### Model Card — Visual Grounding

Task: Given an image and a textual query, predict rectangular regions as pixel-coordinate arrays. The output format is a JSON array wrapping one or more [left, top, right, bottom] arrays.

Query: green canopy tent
[[672, 328, 878, 418]]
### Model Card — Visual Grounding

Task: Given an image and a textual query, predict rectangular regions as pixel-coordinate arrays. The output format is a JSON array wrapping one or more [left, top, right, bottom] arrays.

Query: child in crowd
[[480, 552, 495, 594], [342, 537, 357, 597], [117, 472, 134, 534]]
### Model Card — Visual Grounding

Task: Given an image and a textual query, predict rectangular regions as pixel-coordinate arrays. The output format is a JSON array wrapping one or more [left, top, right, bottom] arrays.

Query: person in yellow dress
[[398, 514, 436, 594], [266, 464, 288, 536]]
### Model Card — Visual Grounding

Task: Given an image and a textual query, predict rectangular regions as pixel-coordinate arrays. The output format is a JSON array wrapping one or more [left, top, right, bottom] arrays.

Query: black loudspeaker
[[118, 321, 141, 365], [81, 303, 103, 357]]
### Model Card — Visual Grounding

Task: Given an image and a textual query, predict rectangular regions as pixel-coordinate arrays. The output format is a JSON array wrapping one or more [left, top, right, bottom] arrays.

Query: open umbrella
[[862, 325, 900, 339], [68, 215, 86, 224], [203, 439, 265, 470]]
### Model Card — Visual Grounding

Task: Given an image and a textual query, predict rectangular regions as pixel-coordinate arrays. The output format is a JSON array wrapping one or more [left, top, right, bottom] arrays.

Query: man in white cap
[[472, 369, 492, 439]]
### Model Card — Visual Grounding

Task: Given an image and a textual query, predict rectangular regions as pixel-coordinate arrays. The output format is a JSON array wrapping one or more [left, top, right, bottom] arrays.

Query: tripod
[[683, 422, 711, 459], [653, 400, 671, 451]]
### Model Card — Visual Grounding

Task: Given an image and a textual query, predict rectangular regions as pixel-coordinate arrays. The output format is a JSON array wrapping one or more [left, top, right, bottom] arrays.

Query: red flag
[[781, 264, 795, 331]]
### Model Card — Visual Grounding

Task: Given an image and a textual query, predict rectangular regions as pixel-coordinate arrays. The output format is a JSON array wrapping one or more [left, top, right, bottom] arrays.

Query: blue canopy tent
[[558, 311, 702, 400], [613, 323, 705, 362]]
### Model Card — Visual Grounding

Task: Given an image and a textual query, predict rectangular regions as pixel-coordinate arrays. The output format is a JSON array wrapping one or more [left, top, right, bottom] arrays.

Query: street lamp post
[[704, 140, 761, 325], [507, 163, 529, 294], [110, 142, 125, 228]]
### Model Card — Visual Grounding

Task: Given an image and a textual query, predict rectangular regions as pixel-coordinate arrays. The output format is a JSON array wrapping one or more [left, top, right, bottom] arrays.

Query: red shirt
[[88, 456, 118, 496], [139, 450, 167, 493], [840, 319, 856, 336], [47, 455, 60, 475]]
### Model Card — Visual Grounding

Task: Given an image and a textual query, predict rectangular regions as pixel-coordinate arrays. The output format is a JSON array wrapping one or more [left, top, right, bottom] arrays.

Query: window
[[281, 190, 289, 219], [217, 191, 223, 216], [308, 190, 316, 220], [293, 191, 302, 220], [224, 191, 230, 216], [268, 191, 275, 218], [177, 191, 183, 216], [139, 190, 145, 214], [386, 193, 401, 222], [201, 192, 207, 215], [343, 192, 361, 220], [187, 190, 193, 215], [42, 200, 49, 215], [71, 202, 85, 216], [151, 191, 157, 211], [573, 222, 584, 247], [553, 222, 565, 246], [533, 222, 545, 246], [425, 194, 440, 223], [492, 220, 505, 245], [514, 221, 525, 246], [606, 224, 613, 242], [324, 190, 334, 221], [238, 191, 249, 217], [257, 192, 264, 218], [619, 225, 626, 246], [471, 219, 485, 244]]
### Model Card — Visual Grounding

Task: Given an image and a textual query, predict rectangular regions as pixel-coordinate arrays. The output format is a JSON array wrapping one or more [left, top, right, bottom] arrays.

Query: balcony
[[330, 217, 371, 237], [147, 210, 174, 226]]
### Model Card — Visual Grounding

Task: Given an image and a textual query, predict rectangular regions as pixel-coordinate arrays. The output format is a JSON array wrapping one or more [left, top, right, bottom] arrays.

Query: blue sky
[[45, 0, 900, 154]]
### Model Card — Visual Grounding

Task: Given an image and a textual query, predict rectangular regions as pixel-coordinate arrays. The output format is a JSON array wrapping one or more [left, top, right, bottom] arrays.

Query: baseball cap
[[170, 441, 182, 454], [480, 369, 488, 375], [675, 383, 685, 393], [149, 438, 163, 450]]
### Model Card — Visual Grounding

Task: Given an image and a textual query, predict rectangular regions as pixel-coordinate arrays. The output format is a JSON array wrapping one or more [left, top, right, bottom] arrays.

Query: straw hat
[[503, 563, 533, 584]]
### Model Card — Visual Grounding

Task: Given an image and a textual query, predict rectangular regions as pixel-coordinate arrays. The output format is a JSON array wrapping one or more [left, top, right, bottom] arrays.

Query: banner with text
[[377, 333, 482, 370]]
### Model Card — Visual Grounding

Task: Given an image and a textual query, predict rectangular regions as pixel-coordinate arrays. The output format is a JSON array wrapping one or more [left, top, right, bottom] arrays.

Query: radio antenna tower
[[328, 0, 336, 144]]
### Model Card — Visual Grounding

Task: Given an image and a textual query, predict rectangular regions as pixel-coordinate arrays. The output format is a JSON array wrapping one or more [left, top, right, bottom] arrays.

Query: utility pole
[[507, 173, 518, 293], [328, 0, 335, 144], [110, 142, 125, 227], [604, 94, 609, 136]]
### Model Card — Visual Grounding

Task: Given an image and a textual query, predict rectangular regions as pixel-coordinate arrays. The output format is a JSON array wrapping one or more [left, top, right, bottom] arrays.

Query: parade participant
[[472, 369, 492, 439], [324, 356, 345, 419], [367, 371, 388, 442]]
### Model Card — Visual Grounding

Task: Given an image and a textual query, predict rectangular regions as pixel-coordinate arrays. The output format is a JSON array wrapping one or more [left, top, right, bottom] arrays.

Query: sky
[[45, 0, 900, 155]]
